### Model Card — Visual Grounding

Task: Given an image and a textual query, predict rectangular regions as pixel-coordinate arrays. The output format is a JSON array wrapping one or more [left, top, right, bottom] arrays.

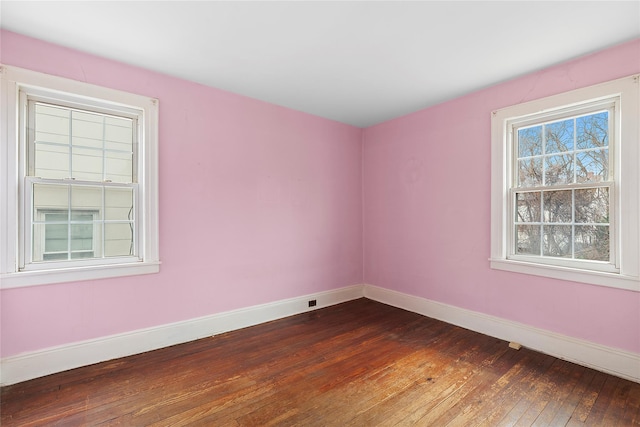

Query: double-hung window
[[1, 65, 159, 288], [491, 75, 639, 291], [513, 106, 613, 268]]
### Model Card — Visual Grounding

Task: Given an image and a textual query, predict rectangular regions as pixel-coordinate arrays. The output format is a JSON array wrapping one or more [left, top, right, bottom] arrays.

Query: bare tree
[[514, 112, 610, 261]]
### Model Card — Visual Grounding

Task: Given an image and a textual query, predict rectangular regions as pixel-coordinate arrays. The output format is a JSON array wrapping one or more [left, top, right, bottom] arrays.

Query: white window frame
[[491, 75, 639, 292], [0, 65, 160, 288]]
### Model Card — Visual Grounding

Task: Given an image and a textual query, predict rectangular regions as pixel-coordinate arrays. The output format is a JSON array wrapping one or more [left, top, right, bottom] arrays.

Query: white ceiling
[[1, 1, 639, 128]]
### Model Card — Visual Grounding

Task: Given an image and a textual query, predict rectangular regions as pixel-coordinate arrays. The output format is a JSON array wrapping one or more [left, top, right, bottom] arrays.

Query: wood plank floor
[[2, 298, 639, 426]]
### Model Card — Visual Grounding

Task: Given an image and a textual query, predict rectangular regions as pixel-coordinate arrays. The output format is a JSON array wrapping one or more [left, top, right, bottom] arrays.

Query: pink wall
[[0, 31, 363, 357], [363, 38, 640, 354], [2, 30, 639, 360]]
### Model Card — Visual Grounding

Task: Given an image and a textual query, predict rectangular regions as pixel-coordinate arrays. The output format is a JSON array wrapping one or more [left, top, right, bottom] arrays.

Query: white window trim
[[0, 64, 160, 288], [491, 75, 639, 292]]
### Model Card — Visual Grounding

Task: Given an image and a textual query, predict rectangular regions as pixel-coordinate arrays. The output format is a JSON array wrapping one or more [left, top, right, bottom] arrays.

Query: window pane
[[545, 154, 573, 185], [71, 110, 104, 149], [543, 225, 572, 258], [72, 110, 103, 142], [33, 184, 68, 217], [543, 190, 572, 223], [105, 223, 133, 257], [516, 224, 540, 256], [71, 186, 103, 219], [518, 158, 542, 187], [32, 185, 70, 262], [575, 225, 609, 261], [576, 149, 608, 183], [44, 223, 68, 253], [575, 188, 609, 224], [34, 143, 69, 179], [518, 126, 542, 156], [515, 192, 540, 223], [105, 116, 134, 183], [545, 119, 574, 154], [34, 221, 70, 262], [72, 147, 103, 181], [70, 223, 93, 250], [35, 103, 70, 133], [105, 151, 133, 183], [34, 104, 70, 178], [42, 252, 68, 261], [105, 188, 134, 221], [576, 111, 608, 150], [104, 116, 134, 150]]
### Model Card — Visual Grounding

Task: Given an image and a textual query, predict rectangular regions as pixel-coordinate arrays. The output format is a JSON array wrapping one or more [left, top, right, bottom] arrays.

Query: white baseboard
[[0, 284, 365, 386], [364, 284, 640, 383], [4, 283, 638, 386]]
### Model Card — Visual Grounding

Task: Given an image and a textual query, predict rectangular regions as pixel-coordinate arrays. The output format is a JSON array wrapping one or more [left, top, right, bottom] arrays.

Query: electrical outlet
[[308, 299, 317, 307]]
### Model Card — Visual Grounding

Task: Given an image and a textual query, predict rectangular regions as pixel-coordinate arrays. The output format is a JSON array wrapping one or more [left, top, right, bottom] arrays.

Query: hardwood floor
[[2, 298, 639, 426]]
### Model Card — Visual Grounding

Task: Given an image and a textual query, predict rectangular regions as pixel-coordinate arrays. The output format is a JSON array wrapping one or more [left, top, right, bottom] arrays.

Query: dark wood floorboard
[[2, 298, 639, 426]]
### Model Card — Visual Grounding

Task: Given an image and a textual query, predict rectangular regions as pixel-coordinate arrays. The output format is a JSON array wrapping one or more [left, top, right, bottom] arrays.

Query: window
[[1, 65, 159, 288], [36, 209, 100, 261], [514, 107, 614, 268], [491, 75, 639, 291]]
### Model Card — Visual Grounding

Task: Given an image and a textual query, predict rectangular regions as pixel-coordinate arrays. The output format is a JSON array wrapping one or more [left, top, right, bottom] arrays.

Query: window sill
[[1, 261, 160, 289], [490, 258, 639, 292]]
